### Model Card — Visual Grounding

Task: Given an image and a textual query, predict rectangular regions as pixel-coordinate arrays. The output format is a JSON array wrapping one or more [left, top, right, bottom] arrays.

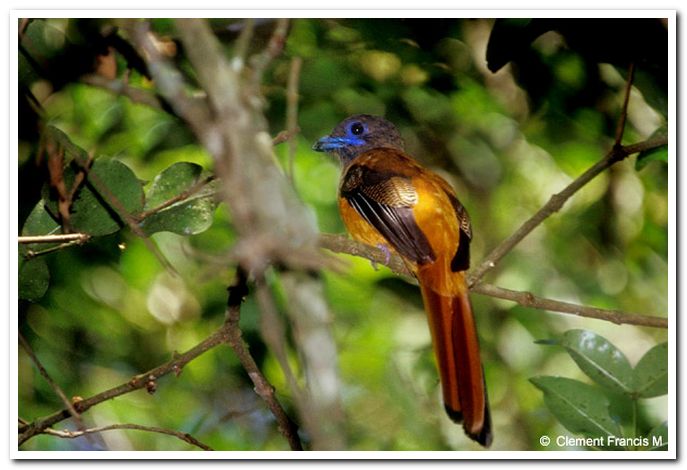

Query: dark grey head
[[312, 114, 405, 164]]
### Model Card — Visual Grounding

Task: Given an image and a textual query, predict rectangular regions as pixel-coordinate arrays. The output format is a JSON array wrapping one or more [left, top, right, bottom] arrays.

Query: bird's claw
[[370, 243, 392, 270]]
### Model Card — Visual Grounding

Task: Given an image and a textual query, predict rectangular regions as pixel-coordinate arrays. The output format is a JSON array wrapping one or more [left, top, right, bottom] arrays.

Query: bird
[[313, 114, 492, 447]]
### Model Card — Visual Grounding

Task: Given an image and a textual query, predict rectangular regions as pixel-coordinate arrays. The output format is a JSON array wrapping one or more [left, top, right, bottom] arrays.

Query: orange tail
[[418, 268, 492, 447]]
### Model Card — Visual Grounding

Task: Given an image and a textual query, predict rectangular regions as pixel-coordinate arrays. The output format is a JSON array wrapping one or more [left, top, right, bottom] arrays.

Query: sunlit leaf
[[633, 342, 668, 398], [140, 162, 219, 236], [557, 330, 634, 396]]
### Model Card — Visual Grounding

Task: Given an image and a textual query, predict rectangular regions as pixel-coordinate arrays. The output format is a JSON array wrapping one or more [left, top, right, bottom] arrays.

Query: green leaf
[[557, 330, 634, 396], [633, 342, 668, 398], [18, 256, 49, 302], [636, 146, 668, 170], [604, 389, 635, 430], [42, 125, 90, 166], [19, 201, 60, 301], [21, 200, 61, 253], [43, 158, 144, 236], [73, 159, 144, 235], [22, 200, 60, 236], [40, 126, 144, 236], [636, 125, 668, 170], [644, 421, 668, 451], [530, 376, 622, 444], [139, 162, 218, 236]]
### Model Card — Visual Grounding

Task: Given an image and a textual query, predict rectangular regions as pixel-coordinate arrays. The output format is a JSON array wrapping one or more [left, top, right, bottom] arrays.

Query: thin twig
[[471, 283, 667, 329], [318, 233, 667, 329], [466, 66, 647, 286], [44, 423, 213, 451], [19, 272, 304, 451], [135, 175, 217, 222], [224, 270, 304, 451], [32, 125, 174, 269], [233, 18, 255, 66], [81, 168, 177, 274], [466, 137, 668, 287], [19, 326, 230, 445], [81, 74, 164, 110], [172, 18, 345, 449], [23, 239, 88, 260], [130, 21, 213, 139], [251, 19, 290, 84], [254, 278, 304, 404], [272, 128, 301, 147], [19, 233, 90, 244], [47, 125, 172, 272], [18, 18, 31, 40], [622, 136, 668, 155], [43, 142, 71, 232], [18, 334, 88, 435], [614, 63, 635, 146]]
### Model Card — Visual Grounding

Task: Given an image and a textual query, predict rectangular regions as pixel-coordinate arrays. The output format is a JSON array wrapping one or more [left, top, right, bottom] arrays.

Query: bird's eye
[[350, 122, 365, 136]]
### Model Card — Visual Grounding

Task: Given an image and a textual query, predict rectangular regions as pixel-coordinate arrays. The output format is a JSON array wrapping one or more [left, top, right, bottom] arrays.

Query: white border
[[10, 10, 677, 460], [7, 9, 678, 18]]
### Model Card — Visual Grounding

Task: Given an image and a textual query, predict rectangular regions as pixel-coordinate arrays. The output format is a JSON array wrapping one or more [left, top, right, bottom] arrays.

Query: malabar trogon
[[313, 114, 492, 447]]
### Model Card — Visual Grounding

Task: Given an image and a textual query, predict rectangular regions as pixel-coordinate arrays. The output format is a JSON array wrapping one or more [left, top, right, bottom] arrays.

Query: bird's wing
[[340, 163, 436, 265]]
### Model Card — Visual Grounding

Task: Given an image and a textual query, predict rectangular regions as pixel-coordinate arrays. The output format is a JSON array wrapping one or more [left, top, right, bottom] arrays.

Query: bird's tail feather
[[418, 268, 492, 447]]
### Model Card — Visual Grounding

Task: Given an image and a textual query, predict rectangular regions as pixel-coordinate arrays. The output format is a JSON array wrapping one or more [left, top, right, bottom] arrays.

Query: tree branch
[[18, 325, 229, 446], [250, 18, 289, 85], [466, 135, 668, 287], [128, 22, 213, 142], [18, 334, 88, 436], [471, 283, 667, 329], [614, 63, 635, 146], [465, 64, 663, 287], [80, 74, 164, 111], [44, 423, 213, 451], [18, 233, 90, 244], [167, 18, 345, 449], [19, 274, 304, 449], [232, 18, 255, 66], [224, 270, 304, 451], [254, 278, 304, 406], [35, 126, 175, 272], [318, 233, 667, 329]]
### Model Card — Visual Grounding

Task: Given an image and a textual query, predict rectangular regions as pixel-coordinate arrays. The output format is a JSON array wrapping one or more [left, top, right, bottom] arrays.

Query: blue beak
[[312, 136, 354, 152]]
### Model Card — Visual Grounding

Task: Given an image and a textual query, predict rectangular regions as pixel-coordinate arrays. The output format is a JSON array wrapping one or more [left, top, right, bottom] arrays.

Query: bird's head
[[312, 114, 405, 164]]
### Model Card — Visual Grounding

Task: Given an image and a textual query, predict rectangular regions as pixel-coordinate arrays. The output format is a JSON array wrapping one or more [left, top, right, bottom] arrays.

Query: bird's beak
[[312, 136, 348, 152]]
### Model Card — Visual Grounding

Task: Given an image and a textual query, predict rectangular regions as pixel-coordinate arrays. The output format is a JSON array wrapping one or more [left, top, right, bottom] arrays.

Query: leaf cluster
[[532, 329, 667, 450]]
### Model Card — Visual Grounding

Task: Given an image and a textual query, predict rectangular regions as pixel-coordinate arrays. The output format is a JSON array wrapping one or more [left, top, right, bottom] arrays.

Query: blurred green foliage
[[18, 18, 668, 451]]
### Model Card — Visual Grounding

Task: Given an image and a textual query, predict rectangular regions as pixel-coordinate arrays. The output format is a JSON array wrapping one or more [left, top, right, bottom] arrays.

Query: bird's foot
[[371, 243, 392, 270]]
